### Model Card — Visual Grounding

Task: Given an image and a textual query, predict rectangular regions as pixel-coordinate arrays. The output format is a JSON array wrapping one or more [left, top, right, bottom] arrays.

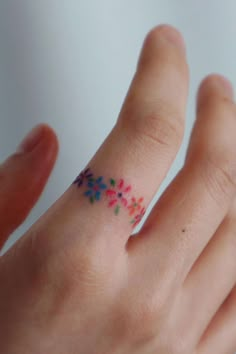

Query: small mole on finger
[[182, 228, 186, 233]]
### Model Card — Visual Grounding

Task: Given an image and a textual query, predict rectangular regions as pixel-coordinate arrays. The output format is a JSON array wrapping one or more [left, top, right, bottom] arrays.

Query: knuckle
[[120, 102, 184, 151], [55, 245, 109, 297], [115, 304, 157, 344], [201, 151, 236, 203], [113, 291, 168, 345], [30, 230, 108, 298], [21, 231, 116, 322], [194, 93, 236, 204], [130, 299, 160, 329], [140, 113, 184, 149]]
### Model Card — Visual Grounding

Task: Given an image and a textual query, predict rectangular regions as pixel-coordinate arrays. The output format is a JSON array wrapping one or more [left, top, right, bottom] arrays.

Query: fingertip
[[39, 123, 59, 148], [41, 123, 60, 155], [137, 24, 188, 82], [16, 123, 59, 158], [142, 24, 186, 55], [197, 74, 234, 106], [31, 123, 60, 165]]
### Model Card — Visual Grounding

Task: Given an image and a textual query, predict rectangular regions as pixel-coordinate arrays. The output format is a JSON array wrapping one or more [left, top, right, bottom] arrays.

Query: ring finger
[[19, 25, 189, 261]]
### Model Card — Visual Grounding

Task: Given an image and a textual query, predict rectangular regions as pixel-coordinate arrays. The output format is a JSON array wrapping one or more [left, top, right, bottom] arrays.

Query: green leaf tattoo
[[115, 205, 120, 215], [110, 178, 116, 187]]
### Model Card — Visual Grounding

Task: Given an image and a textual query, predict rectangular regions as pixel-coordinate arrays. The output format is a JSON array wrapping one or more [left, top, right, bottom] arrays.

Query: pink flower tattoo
[[106, 178, 132, 215], [130, 207, 146, 228]]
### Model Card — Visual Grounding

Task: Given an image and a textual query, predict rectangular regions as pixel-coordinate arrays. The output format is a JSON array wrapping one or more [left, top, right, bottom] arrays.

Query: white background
[[1, 0, 236, 251], [0, 3, 236, 345], [0, 0, 236, 351]]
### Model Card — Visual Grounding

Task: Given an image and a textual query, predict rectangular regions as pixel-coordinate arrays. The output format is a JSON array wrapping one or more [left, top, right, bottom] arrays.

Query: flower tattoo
[[73, 168, 93, 187], [130, 207, 146, 228], [128, 197, 144, 216], [84, 176, 107, 204], [72, 167, 145, 227], [106, 178, 132, 215]]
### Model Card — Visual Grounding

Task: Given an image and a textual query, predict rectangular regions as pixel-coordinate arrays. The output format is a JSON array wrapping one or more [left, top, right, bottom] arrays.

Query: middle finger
[[128, 75, 236, 290]]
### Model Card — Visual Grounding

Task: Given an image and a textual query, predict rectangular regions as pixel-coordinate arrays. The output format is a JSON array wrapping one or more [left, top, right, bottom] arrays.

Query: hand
[[1, 24, 236, 354]]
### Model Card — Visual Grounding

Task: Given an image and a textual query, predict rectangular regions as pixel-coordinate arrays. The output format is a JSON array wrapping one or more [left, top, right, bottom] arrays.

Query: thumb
[[0, 124, 59, 250]]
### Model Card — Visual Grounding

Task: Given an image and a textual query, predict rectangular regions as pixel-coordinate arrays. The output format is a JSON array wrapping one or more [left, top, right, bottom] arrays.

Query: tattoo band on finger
[[72, 167, 146, 228]]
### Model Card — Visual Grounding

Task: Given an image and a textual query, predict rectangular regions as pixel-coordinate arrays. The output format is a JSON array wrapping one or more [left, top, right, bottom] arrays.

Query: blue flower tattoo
[[84, 176, 107, 203]]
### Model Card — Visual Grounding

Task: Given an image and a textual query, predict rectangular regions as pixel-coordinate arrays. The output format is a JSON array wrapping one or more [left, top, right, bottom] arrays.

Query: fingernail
[[159, 25, 186, 53], [16, 125, 44, 153]]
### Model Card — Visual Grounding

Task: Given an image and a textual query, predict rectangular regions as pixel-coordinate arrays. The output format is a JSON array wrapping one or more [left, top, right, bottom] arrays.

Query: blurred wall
[[0, 0, 236, 252]]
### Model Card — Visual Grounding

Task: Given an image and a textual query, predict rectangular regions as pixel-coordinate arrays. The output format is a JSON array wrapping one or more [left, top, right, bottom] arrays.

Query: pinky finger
[[197, 285, 236, 354]]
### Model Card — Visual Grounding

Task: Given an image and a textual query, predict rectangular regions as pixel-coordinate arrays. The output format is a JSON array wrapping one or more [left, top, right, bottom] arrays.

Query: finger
[[128, 74, 236, 289], [0, 124, 59, 250], [197, 285, 236, 354], [26, 25, 189, 260], [182, 212, 236, 343]]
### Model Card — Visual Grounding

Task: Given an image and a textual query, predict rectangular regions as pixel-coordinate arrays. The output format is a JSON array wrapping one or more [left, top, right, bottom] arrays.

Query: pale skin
[[1, 24, 236, 354]]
